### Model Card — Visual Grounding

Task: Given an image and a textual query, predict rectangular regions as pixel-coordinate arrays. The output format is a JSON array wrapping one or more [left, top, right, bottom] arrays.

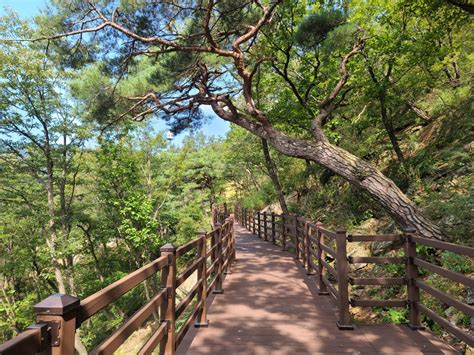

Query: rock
[[379, 221, 398, 234], [444, 306, 458, 325], [351, 287, 365, 298], [467, 288, 474, 305], [350, 218, 379, 234], [371, 240, 404, 256]]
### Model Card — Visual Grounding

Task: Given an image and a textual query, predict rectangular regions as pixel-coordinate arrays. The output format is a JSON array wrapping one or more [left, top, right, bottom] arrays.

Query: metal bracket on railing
[[40, 320, 61, 347], [26, 322, 49, 351]]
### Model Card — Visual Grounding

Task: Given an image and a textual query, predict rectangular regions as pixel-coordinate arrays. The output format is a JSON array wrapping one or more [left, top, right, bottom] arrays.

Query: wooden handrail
[[239, 206, 474, 346], [79, 255, 169, 323], [0, 327, 44, 355]]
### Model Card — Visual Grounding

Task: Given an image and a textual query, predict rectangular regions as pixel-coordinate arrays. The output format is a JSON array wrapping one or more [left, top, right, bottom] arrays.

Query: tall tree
[[0, 15, 88, 353]]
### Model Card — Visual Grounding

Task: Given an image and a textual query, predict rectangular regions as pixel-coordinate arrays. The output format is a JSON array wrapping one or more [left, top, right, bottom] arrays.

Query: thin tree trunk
[[45, 156, 67, 294], [74, 332, 88, 355], [379, 93, 406, 164], [261, 138, 289, 214], [78, 224, 105, 282]]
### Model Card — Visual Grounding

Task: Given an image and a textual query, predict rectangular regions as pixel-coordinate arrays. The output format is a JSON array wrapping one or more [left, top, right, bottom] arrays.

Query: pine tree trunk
[[265, 131, 444, 239]]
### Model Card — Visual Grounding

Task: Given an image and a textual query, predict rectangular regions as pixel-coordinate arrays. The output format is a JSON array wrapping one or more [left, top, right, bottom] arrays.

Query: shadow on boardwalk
[[178, 224, 457, 354]]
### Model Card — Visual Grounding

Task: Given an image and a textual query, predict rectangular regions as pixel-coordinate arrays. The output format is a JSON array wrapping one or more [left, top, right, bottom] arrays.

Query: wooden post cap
[[34, 294, 80, 315], [160, 243, 176, 253]]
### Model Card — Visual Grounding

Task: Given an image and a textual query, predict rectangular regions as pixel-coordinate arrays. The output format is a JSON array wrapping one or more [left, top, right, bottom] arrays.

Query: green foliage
[[295, 8, 346, 48], [440, 251, 474, 274], [382, 308, 408, 324]]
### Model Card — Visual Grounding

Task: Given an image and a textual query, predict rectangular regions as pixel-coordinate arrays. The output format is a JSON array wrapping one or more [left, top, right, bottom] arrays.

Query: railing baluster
[[305, 221, 315, 275], [335, 229, 353, 330], [195, 231, 209, 328], [316, 222, 329, 295], [160, 243, 176, 355], [231, 216, 236, 262], [271, 212, 276, 245], [405, 228, 423, 330], [224, 219, 232, 275], [252, 210, 256, 234], [213, 223, 224, 294], [281, 214, 287, 251], [263, 212, 268, 241], [300, 218, 306, 265], [257, 212, 261, 238], [294, 217, 300, 260]]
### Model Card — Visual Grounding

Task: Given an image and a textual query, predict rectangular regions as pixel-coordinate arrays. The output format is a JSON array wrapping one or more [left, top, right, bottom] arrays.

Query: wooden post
[[224, 220, 232, 275], [257, 212, 261, 238], [34, 294, 80, 355], [271, 212, 276, 245], [316, 222, 328, 295], [294, 217, 301, 260], [405, 228, 424, 330], [263, 212, 268, 241], [305, 221, 315, 275], [195, 232, 209, 328], [245, 208, 250, 230], [252, 211, 256, 235], [281, 214, 287, 251], [300, 218, 306, 265], [247, 210, 252, 231], [213, 223, 224, 294], [231, 216, 236, 262], [335, 229, 353, 330], [160, 243, 176, 354]]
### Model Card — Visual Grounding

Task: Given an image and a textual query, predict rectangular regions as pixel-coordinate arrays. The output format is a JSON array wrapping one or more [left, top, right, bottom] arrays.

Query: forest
[[0, 0, 472, 353]]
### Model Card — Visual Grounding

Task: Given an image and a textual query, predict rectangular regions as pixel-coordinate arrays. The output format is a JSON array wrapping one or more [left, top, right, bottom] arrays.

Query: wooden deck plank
[[178, 224, 458, 355]]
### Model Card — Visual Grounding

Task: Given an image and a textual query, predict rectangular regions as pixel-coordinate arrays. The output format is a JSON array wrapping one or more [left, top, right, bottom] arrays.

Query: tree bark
[[261, 138, 289, 214], [268, 132, 443, 239]]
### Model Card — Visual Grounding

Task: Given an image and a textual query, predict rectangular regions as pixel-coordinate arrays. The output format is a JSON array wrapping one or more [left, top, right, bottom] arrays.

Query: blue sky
[[0, 0, 231, 145]]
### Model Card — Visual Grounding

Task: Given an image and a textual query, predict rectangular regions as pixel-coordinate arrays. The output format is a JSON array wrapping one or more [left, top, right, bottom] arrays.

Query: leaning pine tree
[[22, 0, 464, 239]]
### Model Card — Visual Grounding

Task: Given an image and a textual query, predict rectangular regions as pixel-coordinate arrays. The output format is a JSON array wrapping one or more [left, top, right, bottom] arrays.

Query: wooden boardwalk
[[178, 224, 457, 354]]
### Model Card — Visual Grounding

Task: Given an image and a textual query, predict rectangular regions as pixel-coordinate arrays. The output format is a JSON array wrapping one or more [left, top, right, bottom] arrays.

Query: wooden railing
[[236, 206, 474, 347], [0, 216, 236, 355]]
